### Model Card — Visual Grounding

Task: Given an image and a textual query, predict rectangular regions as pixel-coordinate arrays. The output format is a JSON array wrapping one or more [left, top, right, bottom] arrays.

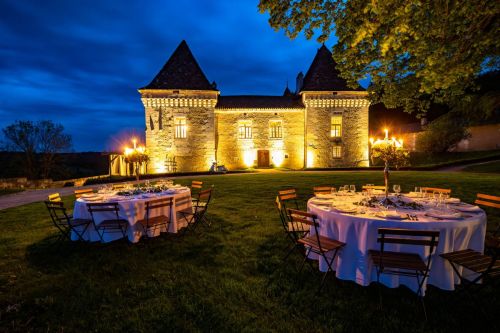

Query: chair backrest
[[48, 193, 62, 202], [112, 184, 126, 190], [74, 188, 94, 199], [377, 228, 439, 269], [197, 187, 213, 203], [191, 180, 203, 189], [421, 187, 451, 195], [287, 208, 320, 248], [475, 193, 500, 209], [145, 197, 173, 220], [87, 202, 121, 222], [313, 186, 334, 195], [44, 200, 70, 226], [362, 185, 386, 191], [278, 188, 300, 209]]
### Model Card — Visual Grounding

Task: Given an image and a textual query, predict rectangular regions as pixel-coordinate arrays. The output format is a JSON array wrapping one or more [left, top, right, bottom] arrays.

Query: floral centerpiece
[[370, 129, 409, 202]]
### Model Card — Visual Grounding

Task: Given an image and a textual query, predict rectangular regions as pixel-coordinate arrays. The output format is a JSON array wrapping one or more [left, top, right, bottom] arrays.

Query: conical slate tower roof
[[141, 40, 216, 90], [301, 45, 364, 92]]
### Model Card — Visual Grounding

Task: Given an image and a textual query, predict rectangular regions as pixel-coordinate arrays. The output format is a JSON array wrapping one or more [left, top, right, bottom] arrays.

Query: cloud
[[0, 0, 340, 151]]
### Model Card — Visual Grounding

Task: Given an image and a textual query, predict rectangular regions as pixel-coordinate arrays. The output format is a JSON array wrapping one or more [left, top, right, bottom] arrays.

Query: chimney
[[295, 72, 304, 94]]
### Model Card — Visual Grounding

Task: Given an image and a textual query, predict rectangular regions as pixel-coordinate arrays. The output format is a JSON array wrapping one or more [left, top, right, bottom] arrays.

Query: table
[[307, 193, 487, 294], [72, 188, 192, 243]]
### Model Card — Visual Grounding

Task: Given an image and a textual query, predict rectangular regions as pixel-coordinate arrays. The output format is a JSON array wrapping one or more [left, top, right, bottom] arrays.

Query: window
[[174, 117, 187, 138], [331, 114, 342, 137], [332, 145, 342, 158], [238, 120, 252, 139], [269, 120, 282, 139]]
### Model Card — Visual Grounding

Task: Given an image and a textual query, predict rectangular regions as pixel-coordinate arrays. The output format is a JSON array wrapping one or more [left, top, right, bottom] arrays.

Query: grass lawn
[[0, 189, 24, 197], [463, 160, 500, 174], [0, 171, 499, 332]]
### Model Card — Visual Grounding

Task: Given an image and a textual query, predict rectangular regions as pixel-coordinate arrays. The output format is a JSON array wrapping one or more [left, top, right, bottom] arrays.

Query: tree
[[416, 112, 470, 153], [2, 120, 72, 179], [124, 149, 149, 181], [259, 0, 500, 115]]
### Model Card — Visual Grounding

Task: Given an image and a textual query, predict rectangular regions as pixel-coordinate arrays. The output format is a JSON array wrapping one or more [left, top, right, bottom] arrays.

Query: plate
[[376, 212, 407, 220], [454, 205, 482, 213], [425, 210, 462, 220], [334, 206, 358, 214]]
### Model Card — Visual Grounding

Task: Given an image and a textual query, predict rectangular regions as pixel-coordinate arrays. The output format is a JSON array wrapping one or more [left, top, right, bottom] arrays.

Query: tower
[[138, 40, 219, 173]]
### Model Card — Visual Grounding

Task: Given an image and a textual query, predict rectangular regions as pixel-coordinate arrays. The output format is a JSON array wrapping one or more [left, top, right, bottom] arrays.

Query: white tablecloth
[[307, 197, 487, 294], [72, 190, 192, 243]]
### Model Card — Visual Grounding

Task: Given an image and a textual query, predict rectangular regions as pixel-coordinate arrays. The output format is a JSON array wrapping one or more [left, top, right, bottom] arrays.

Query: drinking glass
[[330, 187, 337, 195], [350, 185, 356, 193], [393, 184, 401, 195], [414, 186, 420, 196]]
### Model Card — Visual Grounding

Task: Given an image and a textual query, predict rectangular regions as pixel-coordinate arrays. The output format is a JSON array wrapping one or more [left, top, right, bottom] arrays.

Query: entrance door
[[257, 150, 270, 167]]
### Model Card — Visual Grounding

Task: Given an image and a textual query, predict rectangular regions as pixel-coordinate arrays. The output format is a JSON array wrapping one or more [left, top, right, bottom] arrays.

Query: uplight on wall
[[307, 150, 314, 168], [271, 150, 285, 167], [243, 150, 255, 167]]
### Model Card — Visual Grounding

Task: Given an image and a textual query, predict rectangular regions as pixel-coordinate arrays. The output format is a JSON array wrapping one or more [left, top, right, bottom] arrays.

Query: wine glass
[[414, 186, 420, 196], [349, 185, 356, 193], [393, 184, 401, 195], [330, 187, 337, 195]]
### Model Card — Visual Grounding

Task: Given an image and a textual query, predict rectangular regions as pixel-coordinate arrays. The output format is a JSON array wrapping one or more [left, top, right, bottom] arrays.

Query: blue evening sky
[[0, 0, 343, 151]]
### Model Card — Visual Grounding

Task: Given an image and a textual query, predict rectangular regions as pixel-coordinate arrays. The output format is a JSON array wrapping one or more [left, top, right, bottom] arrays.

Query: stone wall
[[304, 92, 370, 167], [216, 109, 305, 169], [141, 90, 218, 173]]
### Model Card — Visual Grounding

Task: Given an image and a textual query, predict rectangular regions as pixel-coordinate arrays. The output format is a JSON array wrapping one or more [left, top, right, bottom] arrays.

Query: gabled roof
[[301, 45, 364, 92], [141, 40, 216, 90], [215, 95, 304, 109]]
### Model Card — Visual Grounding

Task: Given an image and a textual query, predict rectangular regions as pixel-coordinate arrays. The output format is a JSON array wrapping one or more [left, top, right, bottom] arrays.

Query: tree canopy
[[259, 0, 500, 115]]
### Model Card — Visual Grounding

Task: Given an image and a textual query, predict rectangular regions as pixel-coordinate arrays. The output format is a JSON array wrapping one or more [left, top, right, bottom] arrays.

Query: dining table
[[307, 191, 487, 295], [72, 186, 192, 243]]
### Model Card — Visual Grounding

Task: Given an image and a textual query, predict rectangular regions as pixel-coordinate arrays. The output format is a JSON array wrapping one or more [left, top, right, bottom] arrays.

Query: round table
[[72, 188, 192, 243], [307, 193, 487, 294]]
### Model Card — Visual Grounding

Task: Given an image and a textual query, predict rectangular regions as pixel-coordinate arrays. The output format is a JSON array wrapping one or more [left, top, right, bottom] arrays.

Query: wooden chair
[[362, 185, 386, 191], [112, 183, 127, 190], [278, 188, 301, 221], [136, 197, 173, 239], [440, 193, 500, 293], [275, 197, 309, 262], [313, 186, 335, 196], [74, 188, 94, 199], [476, 193, 500, 235], [287, 208, 346, 292], [44, 201, 91, 242], [87, 203, 128, 242], [179, 187, 213, 234], [421, 187, 451, 196], [369, 228, 439, 319], [48, 193, 62, 202], [191, 180, 203, 191]]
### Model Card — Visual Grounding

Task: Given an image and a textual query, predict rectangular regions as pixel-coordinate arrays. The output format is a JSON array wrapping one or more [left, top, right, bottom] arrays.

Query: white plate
[[376, 212, 407, 220], [454, 205, 482, 213], [425, 210, 462, 220]]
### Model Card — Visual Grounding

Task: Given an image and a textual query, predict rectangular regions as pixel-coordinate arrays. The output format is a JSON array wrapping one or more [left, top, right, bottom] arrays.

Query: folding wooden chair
[[74, 188, 94, 199], [369, 228, 439, 319], [278, 188, 301, 221], [178, 187, 213, 234], [190, 180, 203, 193], [275, 197, 309, 262], [44, 201, 91, 242], [362, 185, 386, 191], [112, 183, 127, 190], [48, 193, 62, 202], [440, 193, 500, 293], [136, 197, 173, 239], [313, 186, 335, 196], [87, 202, 129, 242], [421, 187, 451, 197], [287, 208, 345, 292]]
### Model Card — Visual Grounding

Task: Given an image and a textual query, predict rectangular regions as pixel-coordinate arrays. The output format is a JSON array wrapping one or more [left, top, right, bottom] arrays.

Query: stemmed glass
[[349, 185, 356, 194], [393, 184, 401, 196], [330, 187, 337, 195]]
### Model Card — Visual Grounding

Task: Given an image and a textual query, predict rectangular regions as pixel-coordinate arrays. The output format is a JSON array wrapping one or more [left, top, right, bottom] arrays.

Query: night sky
[[0, 0, 342, 152]]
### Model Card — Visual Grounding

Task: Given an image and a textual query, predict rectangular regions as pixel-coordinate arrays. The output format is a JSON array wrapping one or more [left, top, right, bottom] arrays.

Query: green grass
[[0, 172, 499, 332], [462, 160, 500, 174], [0, 188, 24, 196]]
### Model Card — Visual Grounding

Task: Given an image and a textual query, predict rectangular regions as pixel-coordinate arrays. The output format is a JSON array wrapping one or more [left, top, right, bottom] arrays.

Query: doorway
[[257, 150, 270, 167]]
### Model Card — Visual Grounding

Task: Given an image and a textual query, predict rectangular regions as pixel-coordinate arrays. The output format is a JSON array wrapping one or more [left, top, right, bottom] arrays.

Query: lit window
[[174, 117, 187, 138], [332, 145, 342, 158], [238, 120, 252, 139], [269, 120, 282, 139], [331, 115, 342, 137]]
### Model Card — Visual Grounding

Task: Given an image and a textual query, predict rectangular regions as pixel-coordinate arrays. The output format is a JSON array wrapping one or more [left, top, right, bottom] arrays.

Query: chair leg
[[317, 249, 339, 293], [416, 273, 428, 321]]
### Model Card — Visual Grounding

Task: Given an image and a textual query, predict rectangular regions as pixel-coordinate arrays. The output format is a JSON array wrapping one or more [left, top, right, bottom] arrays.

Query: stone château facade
[[139, 40, 369, 173]]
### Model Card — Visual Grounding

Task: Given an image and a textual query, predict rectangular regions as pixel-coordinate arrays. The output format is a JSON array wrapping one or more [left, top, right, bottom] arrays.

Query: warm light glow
[[132, 138, 137, 149], [307, 150, 314, 168], [384, 128, 389, 139], [243, 150, 254, 167], [155, 162, 166, 173], [271, 150, 285, 167], [369, 137, 374, 144], [371, 130, 403, 148]]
